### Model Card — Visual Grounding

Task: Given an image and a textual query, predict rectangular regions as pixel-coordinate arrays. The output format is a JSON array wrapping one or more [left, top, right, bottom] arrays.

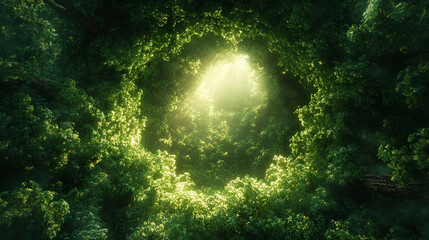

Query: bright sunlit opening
[[194, 55, 262, 109]]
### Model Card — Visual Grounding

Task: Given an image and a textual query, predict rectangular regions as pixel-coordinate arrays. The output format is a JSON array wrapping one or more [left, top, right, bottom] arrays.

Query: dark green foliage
[[1, 0, 428, 239], [0, 181, 69, 239]]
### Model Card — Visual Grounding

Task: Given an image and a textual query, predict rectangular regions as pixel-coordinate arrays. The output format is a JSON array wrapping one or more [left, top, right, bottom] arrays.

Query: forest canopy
[[1, 0, 428, 239]]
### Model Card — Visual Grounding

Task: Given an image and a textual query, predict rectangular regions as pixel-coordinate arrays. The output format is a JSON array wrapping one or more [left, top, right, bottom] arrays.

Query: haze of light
[[194, 55, 262, 109]]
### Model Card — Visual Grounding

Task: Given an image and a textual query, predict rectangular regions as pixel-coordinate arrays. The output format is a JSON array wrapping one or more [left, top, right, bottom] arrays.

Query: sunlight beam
[[194, 55, 260, 109]]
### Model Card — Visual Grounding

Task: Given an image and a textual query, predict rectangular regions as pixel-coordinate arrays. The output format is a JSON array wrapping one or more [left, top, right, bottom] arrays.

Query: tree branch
[[44, 0, 101, 35], [1, 74, 54, 100]]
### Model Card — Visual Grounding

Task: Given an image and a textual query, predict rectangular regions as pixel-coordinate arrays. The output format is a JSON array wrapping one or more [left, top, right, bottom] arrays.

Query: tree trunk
[[364, 174, 429, 202]]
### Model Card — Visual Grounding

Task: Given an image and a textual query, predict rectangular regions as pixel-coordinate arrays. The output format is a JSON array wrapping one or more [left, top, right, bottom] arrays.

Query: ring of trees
[[1, 1, 428, 239]]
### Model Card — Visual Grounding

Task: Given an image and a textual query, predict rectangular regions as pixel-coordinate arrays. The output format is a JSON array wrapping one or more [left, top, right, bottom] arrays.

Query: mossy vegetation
[[1, 0, 428, 239]]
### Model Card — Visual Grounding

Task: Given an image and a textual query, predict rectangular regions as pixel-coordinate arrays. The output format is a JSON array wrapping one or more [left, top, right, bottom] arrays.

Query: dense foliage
[[1, 0, 428, 239]]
